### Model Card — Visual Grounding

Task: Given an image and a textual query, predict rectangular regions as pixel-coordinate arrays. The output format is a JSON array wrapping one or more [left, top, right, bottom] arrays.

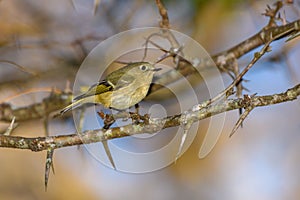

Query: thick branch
[[0, 90, 72, 122], [149, 19, 300, 94], [213, 19, 300, 65], [1, 83, 299, 151]]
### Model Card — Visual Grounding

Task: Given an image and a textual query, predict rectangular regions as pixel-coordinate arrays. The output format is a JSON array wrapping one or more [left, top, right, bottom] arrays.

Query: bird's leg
[[98, 110, 116, 129], [135, 103, 140, 114], [129, 104, 150, 125], [141, 113, 150, 125], [129, 104, 141, 124]]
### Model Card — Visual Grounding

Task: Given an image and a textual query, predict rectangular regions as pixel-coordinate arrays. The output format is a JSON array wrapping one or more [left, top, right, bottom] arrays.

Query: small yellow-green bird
[[60, 62, 161, 114]]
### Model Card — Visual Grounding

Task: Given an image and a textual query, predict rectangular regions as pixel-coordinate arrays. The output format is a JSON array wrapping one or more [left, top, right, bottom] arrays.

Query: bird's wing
[[73, 81, 113, 101], [110, 73, 135, 90]]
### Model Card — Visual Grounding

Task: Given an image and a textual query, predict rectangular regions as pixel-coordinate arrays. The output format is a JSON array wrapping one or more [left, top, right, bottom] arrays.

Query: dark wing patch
[[73, 81, 113, 101]]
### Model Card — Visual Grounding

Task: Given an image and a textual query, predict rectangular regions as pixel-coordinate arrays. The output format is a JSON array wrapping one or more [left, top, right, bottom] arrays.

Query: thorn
[[93, 0, 101, 15], [4, 116, 16, 136], [175, 128, 188, 163], [77, 109, 85, 150], [239, 108, 243, 128], [65, 80, 72, 94], [176, 113, 192, 162], [98, 111, 116, 169], [266, 46, 272, 52], [45, 148, 55, 191], [69, 0, 76, 10], [229, 107, 253, 137], [78, 109, 85, 134], [43, 115, 49, 136], [51, 161, 55, 175], [102, 140, 116, 170]]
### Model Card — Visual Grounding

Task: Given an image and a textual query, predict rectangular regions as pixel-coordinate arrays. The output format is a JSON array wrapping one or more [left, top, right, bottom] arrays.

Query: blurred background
[[0, 0, 300, 199]]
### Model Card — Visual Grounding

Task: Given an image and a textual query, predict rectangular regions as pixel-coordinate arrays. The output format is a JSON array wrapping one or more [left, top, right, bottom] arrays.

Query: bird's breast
[[96, 82, 150, 110]]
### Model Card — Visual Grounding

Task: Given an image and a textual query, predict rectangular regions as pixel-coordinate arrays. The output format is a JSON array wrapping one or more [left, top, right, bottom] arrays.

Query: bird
[[60, 62, 161, 115], [59, 62, 161, 170]]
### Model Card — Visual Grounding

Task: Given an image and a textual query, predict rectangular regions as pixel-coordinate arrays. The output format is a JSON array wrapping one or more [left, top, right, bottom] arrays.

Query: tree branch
[[213, 19, 300, 66], [155, 0, 170, 29], [1, 83, 299, 151], [149, 19, 300, 94]]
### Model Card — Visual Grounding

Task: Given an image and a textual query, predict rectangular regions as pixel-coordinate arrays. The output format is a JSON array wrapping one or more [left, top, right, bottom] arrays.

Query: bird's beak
[[153, 68, 162, 71]]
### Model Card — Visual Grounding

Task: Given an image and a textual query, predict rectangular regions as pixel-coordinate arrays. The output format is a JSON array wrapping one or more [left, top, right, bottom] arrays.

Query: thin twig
[[263, 1, 283, 28], [155, 0, 170, 29], [0, 59, 38, 76], [209, 23, 299, 105]]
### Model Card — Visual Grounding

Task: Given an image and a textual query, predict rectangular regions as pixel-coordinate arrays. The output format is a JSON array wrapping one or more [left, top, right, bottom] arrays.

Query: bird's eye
[[140, 65, 147, 71]]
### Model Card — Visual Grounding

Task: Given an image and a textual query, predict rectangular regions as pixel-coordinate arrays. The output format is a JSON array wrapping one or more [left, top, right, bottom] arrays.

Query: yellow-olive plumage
[[60, 62, 160, 114]]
